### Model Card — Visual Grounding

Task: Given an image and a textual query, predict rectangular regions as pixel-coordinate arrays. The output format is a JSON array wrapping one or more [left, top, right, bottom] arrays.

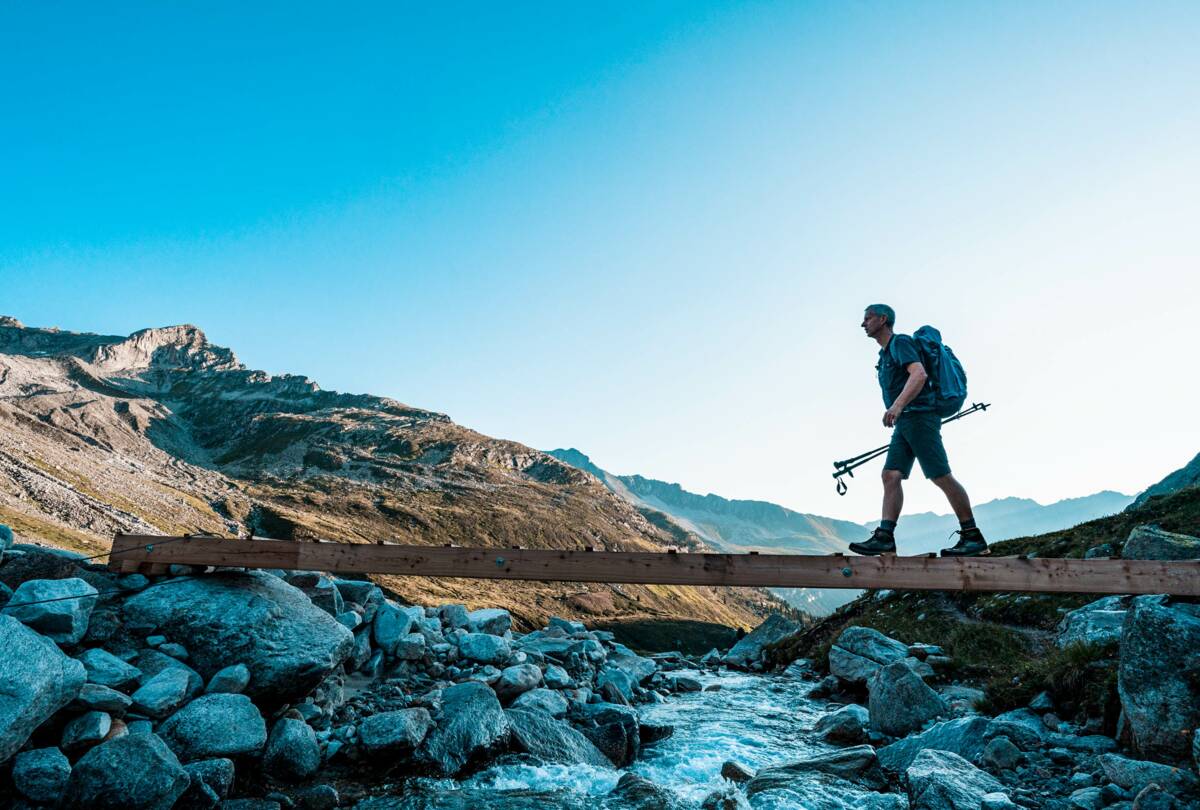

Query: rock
[[549, 616, 585, 633], [700, 785, 742, 810], [133, 649, 204, 695], [1122, 525, 1200, 560], [1056, 596, 1128, 649], [723, 614, 799, 669], [1098, 753, 1199, 797], [506, 706, 610, 767], [982, 735, 1022, 770], [131, 667, 193, 719], [418, 681, 509, 776], [869, 660, 947, 736], [0, 614, 87, 762], [668, 675, 703, 693], [1084, 544, 1115, 559], [358, 707, 433, 755], [1067, 786, 1104, 810], [512, 687, 568, 717], [939, 685, 985, 714], [747, 745, 889, 795], [63, 733, 190, 809], [814, 703, 870, 745], [828, 626, 911, 685], [178, 757, 234, 809], [62, 709, 113, 751], [597, 666, 636, 703], [74, 682, 133, 714], [985, 709, 1045, 750], [458, 632, 512, 664], [205, 663, 251, 694], [878, 716, 991, 771], [608, 773, 674, 809], [396, 633, 426, 660], [905, 749, 1005, 810], [639, 722, 674, 745], [12, 747, 71, 804], [372, 601, 418, 655], [980, 793, 1018, 810], [1117, 597, 1200, 761], [157, 693, 268, 762], [77, 647, 141, 688], [1029, 691, 1055, 712], [336, 610, 362, 630], [291, 784, 340, 810], [577, 703, 640, 767], [721, 760, 754, 782], [467, 608, 512, 635], [438, 603, 471, 629], [263, 716, 320, 783], [606, 647, 657, 684], [122, 571, 354, 706], [2, 577, 98, 644], [543, 664, 572, 689], [295, 574, 344, 617]]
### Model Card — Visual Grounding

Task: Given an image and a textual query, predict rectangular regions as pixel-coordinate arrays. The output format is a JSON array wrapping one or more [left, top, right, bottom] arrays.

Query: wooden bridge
[[107, 534, 1200, 595]]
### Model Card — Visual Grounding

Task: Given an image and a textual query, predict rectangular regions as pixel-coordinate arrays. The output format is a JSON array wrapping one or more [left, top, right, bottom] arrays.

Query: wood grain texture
[[106, 535, 1200, 595]]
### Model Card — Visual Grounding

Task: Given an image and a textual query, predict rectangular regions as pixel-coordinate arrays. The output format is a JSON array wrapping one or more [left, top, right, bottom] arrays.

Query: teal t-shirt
[[877, 335, 934, 412]]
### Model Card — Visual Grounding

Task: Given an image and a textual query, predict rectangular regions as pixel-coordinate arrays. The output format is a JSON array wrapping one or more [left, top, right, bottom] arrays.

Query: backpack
[[907, 325, 968, 417]]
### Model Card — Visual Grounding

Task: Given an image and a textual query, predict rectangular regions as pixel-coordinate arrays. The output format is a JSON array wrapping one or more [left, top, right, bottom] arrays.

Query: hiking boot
[[940, 527, 989, 557], [849, 529, 896, 556]]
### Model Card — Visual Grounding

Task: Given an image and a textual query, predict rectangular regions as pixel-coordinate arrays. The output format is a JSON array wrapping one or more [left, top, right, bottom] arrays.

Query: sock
[[879, 520, 897, 534], [960, 518, 977, 531]]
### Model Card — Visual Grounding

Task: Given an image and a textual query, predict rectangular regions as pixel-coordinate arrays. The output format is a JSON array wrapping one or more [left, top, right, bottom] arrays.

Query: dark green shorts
[[884, 411, 951, 480]]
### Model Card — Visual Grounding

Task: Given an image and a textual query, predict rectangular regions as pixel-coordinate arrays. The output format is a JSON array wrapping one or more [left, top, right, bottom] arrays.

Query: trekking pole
[[832, 402, 990, 495]]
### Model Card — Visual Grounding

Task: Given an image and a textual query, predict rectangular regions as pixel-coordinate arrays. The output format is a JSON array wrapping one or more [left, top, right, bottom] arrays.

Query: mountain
[[865, 491, 1136, 554], [1129, 451, 1200, 510], [0, 317, 788, 630]]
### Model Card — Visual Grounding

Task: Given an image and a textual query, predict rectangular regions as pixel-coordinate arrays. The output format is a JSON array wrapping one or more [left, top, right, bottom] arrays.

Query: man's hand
[[883, 406, 902, 427]]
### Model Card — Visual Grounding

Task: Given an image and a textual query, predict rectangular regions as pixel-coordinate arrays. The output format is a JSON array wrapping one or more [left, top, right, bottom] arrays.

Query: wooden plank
[[106, 535, 1200, 596]]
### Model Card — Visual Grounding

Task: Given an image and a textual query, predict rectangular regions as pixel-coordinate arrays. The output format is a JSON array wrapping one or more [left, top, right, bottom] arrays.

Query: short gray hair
[[865, 304, 895, 327]]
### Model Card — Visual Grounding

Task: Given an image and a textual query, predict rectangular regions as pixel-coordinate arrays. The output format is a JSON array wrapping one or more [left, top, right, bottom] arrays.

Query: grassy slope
[[765, 485, 1200, 729]]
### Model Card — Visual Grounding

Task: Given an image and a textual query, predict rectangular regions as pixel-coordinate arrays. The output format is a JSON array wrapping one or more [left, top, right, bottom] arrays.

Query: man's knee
[[882, 470, 904, 487], [931, 473, 958, 489]]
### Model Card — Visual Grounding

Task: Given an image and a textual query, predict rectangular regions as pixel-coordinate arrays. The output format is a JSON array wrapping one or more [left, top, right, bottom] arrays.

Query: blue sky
[[3, 2, 1198, 522]]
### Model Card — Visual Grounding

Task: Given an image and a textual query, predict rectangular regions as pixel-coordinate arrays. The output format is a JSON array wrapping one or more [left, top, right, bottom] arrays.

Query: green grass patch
[[980, 641, 1120, 728]]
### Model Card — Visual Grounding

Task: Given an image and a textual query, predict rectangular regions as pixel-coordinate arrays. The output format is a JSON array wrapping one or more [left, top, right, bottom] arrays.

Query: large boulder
[[467, 608, 512, 636], [0, 614, 87, 762], [417, 681, 509, 776], [506, 707, 611, 767], [122, 572, 354, 705], [458, 632, 512, 664], [1117, 597, 1200, 761], [1098, 753, 1199, 797], [869, 661, 947, 737], [1122, 525, 1200, 560], [495, 663, 542, 703], [511, 688, 568, 718], [358, 708, 433, 755], [576, 703, 641, 767], [262, 715, 320, 783], [131, 668, 192, 719], [156, 693, 268, 762], [723, 613, 800, 669], [77, 647, 141, 689], [905, 749, 1004, 810], [814, 704, 870, 745], [747, 745, 889, 795], [12, 747, 72, 804], [829, 626, 911, 685], [2, 577, 98, 644], [372, 601, 420, 656], [1055, 596, 1128, 649], [62, 733, 190, 809], [877, 716, 991, 772], [179, 757, 234, 808]]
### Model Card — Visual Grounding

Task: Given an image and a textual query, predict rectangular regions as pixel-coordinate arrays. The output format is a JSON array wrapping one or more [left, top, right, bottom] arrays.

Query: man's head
[[862, 304, 895, 340]]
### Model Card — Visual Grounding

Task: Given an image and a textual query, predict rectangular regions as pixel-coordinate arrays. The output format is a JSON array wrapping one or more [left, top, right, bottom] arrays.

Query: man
[[848, 304, 988, 557]]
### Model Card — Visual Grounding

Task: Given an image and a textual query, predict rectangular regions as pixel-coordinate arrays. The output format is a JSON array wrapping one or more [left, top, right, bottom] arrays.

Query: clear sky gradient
[[3, 2, 1198, 522]]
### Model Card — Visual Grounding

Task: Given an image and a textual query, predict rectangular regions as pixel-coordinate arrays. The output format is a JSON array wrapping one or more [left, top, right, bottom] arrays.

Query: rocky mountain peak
[[88, 324, 242, 374], [0, 315, 25, 328]]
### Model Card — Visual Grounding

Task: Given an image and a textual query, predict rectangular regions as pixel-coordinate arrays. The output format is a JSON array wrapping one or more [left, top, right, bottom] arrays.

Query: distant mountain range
[[548, 448, 1135, 615]]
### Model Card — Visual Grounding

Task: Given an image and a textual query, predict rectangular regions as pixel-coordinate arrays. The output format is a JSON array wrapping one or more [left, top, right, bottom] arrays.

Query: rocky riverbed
[[2, 520, 1200, 809]]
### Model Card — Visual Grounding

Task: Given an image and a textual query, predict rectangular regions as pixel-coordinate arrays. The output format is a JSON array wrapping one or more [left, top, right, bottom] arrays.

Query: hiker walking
[[848, 304, 989, 557]]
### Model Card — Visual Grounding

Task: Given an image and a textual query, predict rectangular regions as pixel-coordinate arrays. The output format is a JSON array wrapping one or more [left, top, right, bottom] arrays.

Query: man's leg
[[932, 473, 988, 556], [931, 474, 972, 522], [882, 469, 904, 523]]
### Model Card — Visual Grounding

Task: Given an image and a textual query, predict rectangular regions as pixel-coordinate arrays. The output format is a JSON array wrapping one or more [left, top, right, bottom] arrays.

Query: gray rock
[[333, 579, 381, 614], [746, 745, 888, 795], [0, 614, 87, 762], [179, 757, 234, 808], [74, 682, 133, 714], [878, 716, 991, 771], [395, 632, 426, 660], [157, 693, 267, 762], [511, 688, 569, 717], [985, 709, 1045, 750], [77, 647, 141, 688], [982, 735, 1022, 770], [869, 660, 947, 736], [467, 608, 512, 635], [122, 571, 354, 706], [290, 784, 339, 810], [723, 613, 799, 669], [372, 601, 418, 656], [131, 667, 193, 719], [205, 663, 251, 694], [296, 574, 344, 617], [814, 703, 870, 745], [597, 666, 636, 703], [576, 703, 640, 767], [1098, 752, 1199, 797], [2, 577, 98, 644], [458, 632, 512, 664], [1068, 786, 1104, 810], [262, 716, 320, 783], [358, 707, 433, 754], [905, 749, 1004, 810], [980, 793, 1019, 810], [336, 610, 362, 630], [506, 706, 610, 767], [828, 625, 911, 685], [1122, 525, 1200, 560], [438, 603, 470, 629], [12, 747, 71, 804], [1056, 596, 1128, 649], [1117, 597, 1200, 760], [62, 710, 113, 751], [418, 681, 508, 776], [543, 664, 572, 689], [495, 663, 542, 702], [668, 675, 703, 693], [63, 733, 190, 809], [549, 616, 586, 633], [722, 760, 754, 782], [159, 642, 189, 660], [1084, 544, 1115, 559]]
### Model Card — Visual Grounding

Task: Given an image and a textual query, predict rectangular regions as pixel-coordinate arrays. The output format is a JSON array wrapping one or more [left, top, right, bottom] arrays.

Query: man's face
[[862, 310, 887, 338]]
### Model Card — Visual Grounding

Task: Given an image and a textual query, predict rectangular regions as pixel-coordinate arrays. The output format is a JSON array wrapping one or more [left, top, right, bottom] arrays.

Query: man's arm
[[883, 362, 928, 427]]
